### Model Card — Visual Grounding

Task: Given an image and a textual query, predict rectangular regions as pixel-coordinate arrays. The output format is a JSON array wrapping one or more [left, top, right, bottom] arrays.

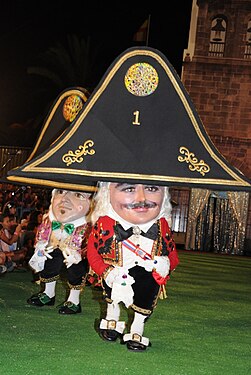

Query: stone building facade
[[181, 0, 251, 245]]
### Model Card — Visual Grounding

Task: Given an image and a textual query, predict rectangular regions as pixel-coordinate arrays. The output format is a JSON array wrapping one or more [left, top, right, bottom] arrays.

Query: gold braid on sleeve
[[102, 266, 114, 279]]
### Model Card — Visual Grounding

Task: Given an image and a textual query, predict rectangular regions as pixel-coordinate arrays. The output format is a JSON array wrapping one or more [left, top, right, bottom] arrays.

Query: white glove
[[29, 253, 45, 273], [111, 283, 134, 308], [29, 244, 54, 273], [62, 248, 82, 268], [105, 267, 135, 288], [153, 256, 170, 278], [105, 267, 119, 288], [137, 257, 155, 272]]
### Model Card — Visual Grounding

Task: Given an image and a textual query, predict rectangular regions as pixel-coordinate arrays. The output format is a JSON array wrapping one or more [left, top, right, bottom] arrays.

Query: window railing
[[244, 43, 251, 59], [208, 41, 225, 57]]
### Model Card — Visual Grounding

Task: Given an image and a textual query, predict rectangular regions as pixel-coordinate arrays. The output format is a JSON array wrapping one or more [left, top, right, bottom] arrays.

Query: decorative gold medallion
[[178, 146, 210, 176], [124, 63, 159, 96], [63, 95, 84, 122]]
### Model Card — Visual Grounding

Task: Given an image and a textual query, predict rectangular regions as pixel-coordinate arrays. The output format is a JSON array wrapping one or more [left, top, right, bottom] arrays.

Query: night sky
[[0, 1, 193, 147]]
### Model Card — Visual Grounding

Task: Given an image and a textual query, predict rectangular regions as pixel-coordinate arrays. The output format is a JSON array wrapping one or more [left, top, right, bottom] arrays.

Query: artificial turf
[[0, 250, 250, 375]]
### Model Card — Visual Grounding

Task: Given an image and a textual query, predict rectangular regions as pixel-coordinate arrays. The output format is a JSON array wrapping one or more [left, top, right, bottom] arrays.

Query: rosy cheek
[[78, 203, 89, 213]]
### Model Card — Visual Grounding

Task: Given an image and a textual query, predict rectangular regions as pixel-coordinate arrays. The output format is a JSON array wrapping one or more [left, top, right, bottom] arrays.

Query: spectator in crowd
[[0, 225, 7, 274], [2, 190, 15, 208], [0, 213, 26, 270], [29, 210, 43, 228], [21, 220, 41, 283], [2, 201, 18, 221], [0, 190, 4, 213], [33, 201, 46, 216], [22, 187, 36, 211], [20, 211, 31, 230], [8, 213, 19, 234]]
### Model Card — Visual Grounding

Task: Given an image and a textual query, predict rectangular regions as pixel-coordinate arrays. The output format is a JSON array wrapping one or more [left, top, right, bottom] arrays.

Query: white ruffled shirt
[[107, 206, 156, 269]]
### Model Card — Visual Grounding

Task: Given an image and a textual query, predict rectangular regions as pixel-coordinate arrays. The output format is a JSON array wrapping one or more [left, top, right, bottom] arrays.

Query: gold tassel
[[159, 285, 167, 300]]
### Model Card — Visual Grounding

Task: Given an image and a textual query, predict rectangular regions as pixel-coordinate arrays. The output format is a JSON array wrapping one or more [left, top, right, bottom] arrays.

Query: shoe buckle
[[64, 301, 79, 312], [132, 333, 142, 342], [39, 293, 51, 304], [107, 320, 116, 330]]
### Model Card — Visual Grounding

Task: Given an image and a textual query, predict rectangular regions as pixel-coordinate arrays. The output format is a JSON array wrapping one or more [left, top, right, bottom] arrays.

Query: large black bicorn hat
[[7, 47, 251, 191]]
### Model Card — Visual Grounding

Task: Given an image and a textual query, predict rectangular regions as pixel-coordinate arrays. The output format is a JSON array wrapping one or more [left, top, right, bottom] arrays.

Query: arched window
[[244, 19, 251, 59], [209, 16, 227, 57]]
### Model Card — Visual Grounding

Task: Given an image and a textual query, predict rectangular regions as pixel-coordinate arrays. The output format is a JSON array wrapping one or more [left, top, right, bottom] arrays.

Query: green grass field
[[1, 251, 250, 375]]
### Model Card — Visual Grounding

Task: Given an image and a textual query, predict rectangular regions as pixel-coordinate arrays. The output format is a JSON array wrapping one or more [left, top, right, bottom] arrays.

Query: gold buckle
[[132, 333, 142, 342], [107, 320, 116, 330]]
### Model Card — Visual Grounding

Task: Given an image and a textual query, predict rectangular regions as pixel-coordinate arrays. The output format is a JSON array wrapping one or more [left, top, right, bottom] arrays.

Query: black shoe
[[58, 301, 81, 314], [126, 340, 148, 352], [27, 293, 55, 307], [99, 329, 120, 342]]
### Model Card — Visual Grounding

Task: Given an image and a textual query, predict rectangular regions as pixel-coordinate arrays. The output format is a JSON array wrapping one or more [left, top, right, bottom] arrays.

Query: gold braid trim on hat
[[178, 146, 210, 176]]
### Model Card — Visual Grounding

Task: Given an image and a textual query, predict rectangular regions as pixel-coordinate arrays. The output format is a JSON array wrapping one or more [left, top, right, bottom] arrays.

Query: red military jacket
[[87, 215, 179, 282]]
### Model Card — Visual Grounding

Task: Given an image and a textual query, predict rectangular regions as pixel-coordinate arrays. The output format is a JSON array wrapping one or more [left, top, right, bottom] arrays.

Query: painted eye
[[146, 186, 159, 192], [75, 192, 86, 200], [122, 186, 135, 193], [55, 189, 66, 195]]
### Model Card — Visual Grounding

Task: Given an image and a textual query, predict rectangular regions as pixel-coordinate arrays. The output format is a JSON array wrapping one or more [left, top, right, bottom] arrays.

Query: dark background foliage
[[0, 1, 193, 146]]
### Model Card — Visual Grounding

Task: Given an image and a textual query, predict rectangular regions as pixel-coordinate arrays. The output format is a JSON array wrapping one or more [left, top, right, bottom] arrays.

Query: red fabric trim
[[152, 271, 169, 285]]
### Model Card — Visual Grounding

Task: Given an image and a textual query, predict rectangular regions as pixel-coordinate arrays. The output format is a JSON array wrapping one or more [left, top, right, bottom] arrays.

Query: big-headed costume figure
[[87, 182, 179, 351], [7, 47, 251, 346], [19, 88, 93, 315], [27, 188, 92, 314]]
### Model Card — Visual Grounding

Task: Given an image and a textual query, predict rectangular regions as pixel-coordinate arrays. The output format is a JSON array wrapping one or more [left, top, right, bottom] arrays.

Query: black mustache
[[125, 201, 157, 209]]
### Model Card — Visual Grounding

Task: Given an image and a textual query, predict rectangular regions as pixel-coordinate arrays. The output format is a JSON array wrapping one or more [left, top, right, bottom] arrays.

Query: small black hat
[[7, 47, 251, 191]]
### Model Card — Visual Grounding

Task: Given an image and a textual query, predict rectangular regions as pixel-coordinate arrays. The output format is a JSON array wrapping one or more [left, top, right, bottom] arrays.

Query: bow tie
[[52, 221, 75, 235], [114, 223, 158, 242]]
